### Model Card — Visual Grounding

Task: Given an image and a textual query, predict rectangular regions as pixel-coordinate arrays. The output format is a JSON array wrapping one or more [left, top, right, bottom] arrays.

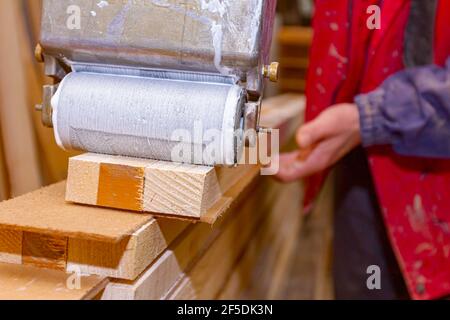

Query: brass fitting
[[35, 43, 44, 63], [263, 62, 280, 82]]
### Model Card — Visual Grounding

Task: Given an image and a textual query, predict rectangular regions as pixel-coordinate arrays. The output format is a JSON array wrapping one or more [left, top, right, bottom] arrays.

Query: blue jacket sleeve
[[354, 57, 450, 158]]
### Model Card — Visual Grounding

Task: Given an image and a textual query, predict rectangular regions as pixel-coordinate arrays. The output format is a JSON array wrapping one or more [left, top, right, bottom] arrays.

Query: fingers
[[276, 104, 362, 183], [275, 138, 340, 182], [296, 111, 335, 148], [275, 147, 326, 182], [293, 141, 335, 177], [296, 104, 355, 148], [274, 151, 303, 183]]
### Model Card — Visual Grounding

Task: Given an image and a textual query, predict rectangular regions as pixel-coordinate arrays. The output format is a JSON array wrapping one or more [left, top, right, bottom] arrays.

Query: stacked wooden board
[[0, 94, 305, 300]]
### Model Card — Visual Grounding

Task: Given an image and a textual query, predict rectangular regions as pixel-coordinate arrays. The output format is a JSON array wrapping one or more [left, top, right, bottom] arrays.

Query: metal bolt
[[263, 62, 280, 82]]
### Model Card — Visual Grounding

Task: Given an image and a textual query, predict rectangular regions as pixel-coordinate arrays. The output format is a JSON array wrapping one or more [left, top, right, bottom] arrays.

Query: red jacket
[[306, 0, 450, 299]]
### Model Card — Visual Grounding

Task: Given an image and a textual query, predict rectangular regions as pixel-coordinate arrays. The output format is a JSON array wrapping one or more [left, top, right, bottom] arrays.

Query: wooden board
[[22, 232, 68, 271], [0, 217, 189, 280], [102, 176, 282, 300], [164, 180, 300, 300], [0, 182, 153, 242], [217, 182, 302, 300], [0, 229, 22, 264], [0, 166, 273, 281], [279, 173, 335, 300], [0, 263, 107, 300], [67, 218, 188, 280]]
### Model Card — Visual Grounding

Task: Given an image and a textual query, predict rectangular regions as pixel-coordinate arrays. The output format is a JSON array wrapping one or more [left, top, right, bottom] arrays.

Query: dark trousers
[[333, 147, 410, 299]]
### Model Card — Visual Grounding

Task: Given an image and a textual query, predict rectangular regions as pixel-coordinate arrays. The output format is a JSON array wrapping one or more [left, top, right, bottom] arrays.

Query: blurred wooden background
[[0, 0, 74, 201]]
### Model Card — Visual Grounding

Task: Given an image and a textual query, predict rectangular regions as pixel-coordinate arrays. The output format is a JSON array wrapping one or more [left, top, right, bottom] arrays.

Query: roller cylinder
[[52, 72, 245, 165]]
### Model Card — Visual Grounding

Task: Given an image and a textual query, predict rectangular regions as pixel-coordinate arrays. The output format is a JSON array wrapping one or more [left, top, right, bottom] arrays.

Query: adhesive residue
[[247, 0, 263, 51], [150, 0, 236, 75], [107, 0, 131, 36], [97, 1, 109, 8]]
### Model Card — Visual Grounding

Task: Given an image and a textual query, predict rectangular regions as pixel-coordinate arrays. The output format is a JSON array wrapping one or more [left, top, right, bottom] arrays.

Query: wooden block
[[64, 157, 100, 206], [0, 263, 107, 300], [67, 154, 232, 219], [143, 162, 224, 217], [97, 163, 145, 211], [0, 182, 153, 242], [0, 228, 22, 264], [22, 232, 68, 271]]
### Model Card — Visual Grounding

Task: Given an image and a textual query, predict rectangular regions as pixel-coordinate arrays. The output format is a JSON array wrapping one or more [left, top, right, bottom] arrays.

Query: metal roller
[[52, 72, 245, 165], [35, 0, 279, 166]]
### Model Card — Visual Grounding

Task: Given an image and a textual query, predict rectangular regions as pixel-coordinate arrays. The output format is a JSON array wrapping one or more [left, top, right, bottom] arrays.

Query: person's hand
[[275, 103, 362, 183]]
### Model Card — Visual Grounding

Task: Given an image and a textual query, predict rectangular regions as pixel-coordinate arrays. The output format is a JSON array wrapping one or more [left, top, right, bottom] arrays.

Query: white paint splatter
[[97, 1, 109, 8], [329, 44, 348, 64], [316, 83, 326, 94], [330, 23, 339, 31], [151, 0, 170, 8], [201, 0, 234, 75], [90, 11, 97, 17], [211, 22, 232, 75], [406, 194, 429, 235], [149, 0, 236, 76], [201, 0, 227, 17], [107, 1, 132, 36], [248, 0, 263, 49], [444, 245, 450, 258]]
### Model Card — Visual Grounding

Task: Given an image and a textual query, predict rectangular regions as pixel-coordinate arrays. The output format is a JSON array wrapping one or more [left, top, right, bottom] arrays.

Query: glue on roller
[[51, 72, 246, 166]]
